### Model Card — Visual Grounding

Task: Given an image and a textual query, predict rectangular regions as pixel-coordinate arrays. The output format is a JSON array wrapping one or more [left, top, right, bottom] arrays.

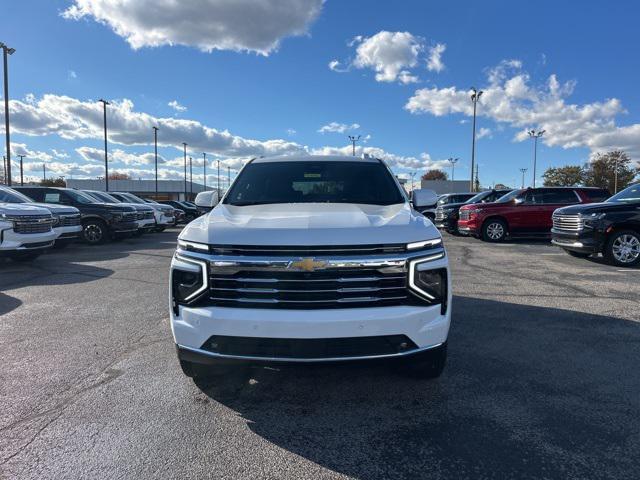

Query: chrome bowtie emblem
[[288, 258, 328, 272]]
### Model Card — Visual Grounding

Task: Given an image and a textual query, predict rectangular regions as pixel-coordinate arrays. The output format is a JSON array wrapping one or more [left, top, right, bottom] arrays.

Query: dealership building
[[66, 179, 222, 201]]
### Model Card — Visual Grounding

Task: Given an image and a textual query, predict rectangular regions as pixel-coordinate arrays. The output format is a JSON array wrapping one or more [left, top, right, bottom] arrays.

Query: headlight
[[406, 238, 442, 250], [468, 208, 483, 215], [177, 239, 209, 252], [583, 212, 606, 228], [171, 255, 208, 314], [51, 215, 60, 226], [109, 210, 124, 220], [408, 254, 448, 313], [0, 213, 14, 227]]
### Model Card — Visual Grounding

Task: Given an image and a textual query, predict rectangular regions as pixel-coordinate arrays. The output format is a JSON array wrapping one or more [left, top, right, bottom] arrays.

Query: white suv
[[170, 155, 450, 378], [0, 202, 57, 261]]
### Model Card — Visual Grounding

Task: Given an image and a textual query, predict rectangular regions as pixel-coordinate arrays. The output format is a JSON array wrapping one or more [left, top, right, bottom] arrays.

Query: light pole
[[470, 87, 483, 192], [519, 168, 528, 188], [153, 126, 159, 199], [202, 152, 207, 190], [1, 42, 16, 186], [348, 135, 361, 156], [189, 156, 193, 198], [97, 99, 110, 191], [227, 166, 231, 189], [18, 154, 25, 185], [182, 143, 187, 200], [217, 160, 220, 194], [447, 157, 459, 192], [43, 162, 46, 182], [409, 171, 416, 191], [527, 129, 545, 188]]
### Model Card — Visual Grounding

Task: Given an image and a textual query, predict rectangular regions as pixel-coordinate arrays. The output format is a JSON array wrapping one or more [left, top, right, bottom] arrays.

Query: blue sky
[[2, 0, 639, 188]]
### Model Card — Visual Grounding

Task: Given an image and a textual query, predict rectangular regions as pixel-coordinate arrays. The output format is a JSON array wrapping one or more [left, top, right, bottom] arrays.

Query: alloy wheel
[[612, 234, 640, 264], [486, 222, 504, 240], [84, 224, 103, 243]]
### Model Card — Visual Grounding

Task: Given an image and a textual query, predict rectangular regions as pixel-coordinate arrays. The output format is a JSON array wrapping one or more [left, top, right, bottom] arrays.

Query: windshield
[[224, 161, 405, 206], [496, 189, 524, 203], [66, 189, 98, 204], [93, 191, 121, 203], [119, 193, 145, 204], [607, 184, 640, 203], [464, 191, 490, 204], [0, 188, 33, 203]]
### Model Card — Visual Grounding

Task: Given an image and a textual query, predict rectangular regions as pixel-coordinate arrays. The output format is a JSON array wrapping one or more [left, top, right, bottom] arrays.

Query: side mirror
[[194, 190, 219, 211], [411, 189, 438, 209]]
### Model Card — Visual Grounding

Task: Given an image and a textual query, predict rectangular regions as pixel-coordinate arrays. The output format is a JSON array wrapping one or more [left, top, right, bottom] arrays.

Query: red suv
[[457, 187, 610, 242]]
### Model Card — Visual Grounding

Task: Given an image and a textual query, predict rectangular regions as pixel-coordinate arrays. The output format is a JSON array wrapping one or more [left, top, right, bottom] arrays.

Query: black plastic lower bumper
[[551, 229, 604, 253]]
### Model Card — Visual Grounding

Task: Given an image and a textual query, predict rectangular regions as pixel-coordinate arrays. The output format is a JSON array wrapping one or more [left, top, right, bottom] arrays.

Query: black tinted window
[[225, 161, 404, 206], [527, 189, 578, 204], [583, 189, 610, 202]]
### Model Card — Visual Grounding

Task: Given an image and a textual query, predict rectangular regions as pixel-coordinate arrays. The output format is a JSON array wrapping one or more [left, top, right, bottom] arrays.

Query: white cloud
[[76, 146, 166, 166], [318, 122, 360, 134], [62, 0, 324, 55], [476, 127, 492, 140], [309, 145, 447, 171], [1, 94, 305, 158], [426, 43, 446, 72], [10, 143, 53, 162], [328, 60, 348, 72], [68, 70, 78, 79], [286, 128, 297, 136], [352, 31, 424, 84], [405, 60, 640, 159], [168, 100, 187, 112]]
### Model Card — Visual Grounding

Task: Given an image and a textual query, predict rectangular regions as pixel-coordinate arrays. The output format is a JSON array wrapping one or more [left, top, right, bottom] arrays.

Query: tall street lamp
[[153, 126, 159, 199], [227, 166, 231, 189], [18, 154, 25, 185], [519, 168, 528, 188], [202, 152, 207, 190], [447, 157, 459, 193], [217, 160, 221, 194], [469, 87, 483, 192], [98, 99, 110, 191], [527, 129, 545, 188], [182, 143, 187, 200], [1, 42, 16, 186], [348, 135, 361, 156], [189, 156, 193, 198]]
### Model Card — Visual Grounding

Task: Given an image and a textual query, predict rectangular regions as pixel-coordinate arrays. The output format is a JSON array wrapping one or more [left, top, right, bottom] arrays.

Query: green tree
[[583, 150, 638, 193], [542, 165, 584, 186], [422, 169, 448, 181]]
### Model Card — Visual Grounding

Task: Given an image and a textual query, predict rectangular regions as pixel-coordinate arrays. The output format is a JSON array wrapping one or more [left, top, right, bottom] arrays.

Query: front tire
[[604, 230, 640, 267], [399, 343, 447, 379], [482, 218, 507, 242], [82, 219, 108, 245]]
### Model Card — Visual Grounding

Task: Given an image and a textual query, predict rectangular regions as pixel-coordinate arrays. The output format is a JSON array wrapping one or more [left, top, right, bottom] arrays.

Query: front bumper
[[53, 225, 83, 241], [109, 220, 139, 233], [551, 229, 604, 253], [157, 213, 175, 226], [138, 218, 157, 230], [0, 227, 57, 253], [435, 216, 457, 231], [170, 249, 451, 363], [457, 219, 480, 236]]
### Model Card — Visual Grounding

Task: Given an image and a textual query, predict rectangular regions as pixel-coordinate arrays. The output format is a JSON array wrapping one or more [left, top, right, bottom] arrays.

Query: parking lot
[[1, 229, 639, 479]]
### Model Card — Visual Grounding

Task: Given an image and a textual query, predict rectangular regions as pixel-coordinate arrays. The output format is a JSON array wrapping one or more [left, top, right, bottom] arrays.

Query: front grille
[[210, 243, 418, 256], [552, 213, 583, 232], [9, 214, 54, 234], [144, 211, 154, 220], [459, 210, 470, 221], [59, 214, 81, 227], [137, 212, 144, 220], [200, 334, 418, 359], [208, 267, 409, 309], [122, 212, 137, 222]]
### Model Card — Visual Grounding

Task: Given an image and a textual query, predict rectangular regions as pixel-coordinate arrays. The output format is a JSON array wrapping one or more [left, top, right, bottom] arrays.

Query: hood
[[439, 201, 468, 211], [117, 202, 154, 212], [0, 203, 52, 216], [30, 202, 79, 215], [180, 202, 440, 246], [555, 201, 634, 215], [92, 203, 136, 212], [148, 204, 172, 212]]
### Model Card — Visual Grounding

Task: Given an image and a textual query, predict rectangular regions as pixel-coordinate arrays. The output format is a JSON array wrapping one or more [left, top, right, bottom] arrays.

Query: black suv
[[159, 200, 198, 221], [435, 189, 511, 234], [552, 183, 640, 267], [15, 187, 138, 245]]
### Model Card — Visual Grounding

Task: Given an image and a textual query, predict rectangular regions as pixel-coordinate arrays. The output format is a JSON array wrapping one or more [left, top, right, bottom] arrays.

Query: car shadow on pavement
[[0, 292, 22, 316], [194, 296, 640, 479]]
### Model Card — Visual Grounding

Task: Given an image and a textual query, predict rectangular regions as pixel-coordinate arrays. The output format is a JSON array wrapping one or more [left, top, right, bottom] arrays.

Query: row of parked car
[[425, 184, 640, 267], [0, 185, 203, 262]]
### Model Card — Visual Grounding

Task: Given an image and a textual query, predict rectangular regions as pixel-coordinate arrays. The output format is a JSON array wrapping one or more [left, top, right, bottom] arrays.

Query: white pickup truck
[[0, 202, 57, 261], [170, 155, 451, 379]]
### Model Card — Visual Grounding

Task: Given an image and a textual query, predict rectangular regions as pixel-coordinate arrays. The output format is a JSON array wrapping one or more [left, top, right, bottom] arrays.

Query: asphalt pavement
[[1, 229, 639, 479]]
